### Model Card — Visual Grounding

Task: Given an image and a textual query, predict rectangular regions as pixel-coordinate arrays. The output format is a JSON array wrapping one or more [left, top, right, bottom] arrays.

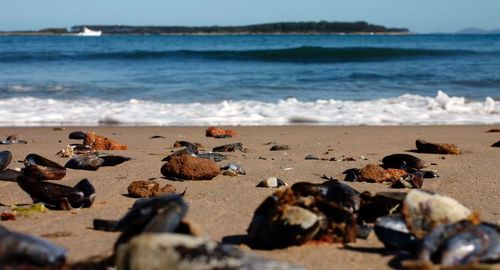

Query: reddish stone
[[161, 155, 220, 180], [359, 164, 387, 183], [127, 180, 176, 198], [205, 127, 238, 138], [415, 139, 461, 155], [84, 132, 128, 150]]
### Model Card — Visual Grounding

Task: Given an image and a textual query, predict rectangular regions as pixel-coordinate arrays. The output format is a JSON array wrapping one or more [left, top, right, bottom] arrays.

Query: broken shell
[[212, 143, 245, 152], [196, 152, 227, 162], [116, 233, 302, 270], [256, 177, 287, 188], [269, 144, 290, 151]]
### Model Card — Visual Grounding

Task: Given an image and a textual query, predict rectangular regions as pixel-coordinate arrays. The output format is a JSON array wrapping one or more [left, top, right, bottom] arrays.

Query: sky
[[2, 0, 499, 33]]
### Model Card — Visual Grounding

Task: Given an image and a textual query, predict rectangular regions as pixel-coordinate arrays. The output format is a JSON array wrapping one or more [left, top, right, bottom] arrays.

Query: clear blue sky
[[2, 0, 499, 33]]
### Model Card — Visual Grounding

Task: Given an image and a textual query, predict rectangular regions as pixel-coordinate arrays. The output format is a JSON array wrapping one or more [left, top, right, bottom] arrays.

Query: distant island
[[0, 21, 409, 35]]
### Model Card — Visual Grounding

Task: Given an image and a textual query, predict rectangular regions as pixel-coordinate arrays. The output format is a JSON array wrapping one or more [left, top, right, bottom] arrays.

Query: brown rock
[[127, 180, 176, 198], [84, 132, 128, 150], [359, 164, 387, 183], [415, 139, 461, 155], [205, 127, 238, 138], [161, 155, 220, 180]]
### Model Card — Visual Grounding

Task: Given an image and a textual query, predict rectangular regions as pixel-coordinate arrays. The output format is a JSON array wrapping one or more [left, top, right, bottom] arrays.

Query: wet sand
[[0, 125, 499, 269]]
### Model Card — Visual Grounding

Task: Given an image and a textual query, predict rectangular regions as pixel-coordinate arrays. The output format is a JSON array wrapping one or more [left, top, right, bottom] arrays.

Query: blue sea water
[[0, 34, 498, 125]]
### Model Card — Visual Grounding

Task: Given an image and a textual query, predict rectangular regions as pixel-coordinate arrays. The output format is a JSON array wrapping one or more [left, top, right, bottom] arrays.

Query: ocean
[[0, 34, 499, 126]]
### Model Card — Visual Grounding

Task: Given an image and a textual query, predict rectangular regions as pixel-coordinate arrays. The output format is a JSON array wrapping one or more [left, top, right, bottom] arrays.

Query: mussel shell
[[68, 131, 87, 140], [291, 182, 328, 197], [113, 194, 188, 247], [374, 215, 420, 252], [419, 221, 500, 266], [212, 143, 244, 152], [0, 225, 66, 267], [74, 179, 96, 208], [358, 192, 406, 223], [0, 169, 23, 182], [247, 194, 320, 249], [0, 150, 12, 171], [196, 152, 227, 162], [314, 199, 357, 243], [323, 180, 361, 213], [100, 155, 131, 167], [23, 154, 66, 180], [382, 154, 429, 170], [16, 175, 86, 209], [65, 154, 104, 171], [174, 141, 199, 155]]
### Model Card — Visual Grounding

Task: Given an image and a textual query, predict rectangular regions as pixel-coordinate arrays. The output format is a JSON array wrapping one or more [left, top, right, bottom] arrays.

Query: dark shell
[[374, 215, 420, 252], [111, 194, 188, 248], [0, 169, 23, 182], [0, 225, 66, 267], [247, 192, 320, 249], [197, 152, 227, 162], [342, 168, 360, 182], [173, 141, 199, 155], [65, 154, 103, 171], [382, 154, 429, 170], [358, 192, 406, 223], [23, 154, 66, 180], [247, 188, 357, 249], [269, 144, 290, 151], [0, 150, 12, 171], [419, 221, 500, 266], [492, 141, 500, 147], [212, 143, 244, 152], [68, 131, 87, 140], [16, 175, 94, 210], [100, 155, 131, 167]]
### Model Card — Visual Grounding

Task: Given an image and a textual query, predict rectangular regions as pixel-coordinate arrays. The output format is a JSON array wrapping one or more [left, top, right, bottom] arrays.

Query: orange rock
[[161, 155, 220, 180], [205, 127, 238, 138], [385, 169, 408, 182], [127, 180, 176, 198], [83, 132, 128, 150], [359, 164, 387, 183], [415, 139, 461, 155]]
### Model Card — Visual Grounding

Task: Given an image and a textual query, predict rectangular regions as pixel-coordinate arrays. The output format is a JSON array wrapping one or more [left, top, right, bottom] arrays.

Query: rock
[[116, 233, 302, 270], [212, 143, 245, 152], [415, 139, 461, 155], [491, 141, 500, 147], [256, 177, 287, 188], [161, 155, 220, 180], [127, 180, 176, 198], [205, 127, 238, 138], [83, 132, 128, 150], [269, 144, 290, 151], [358, 164, 387, 183]]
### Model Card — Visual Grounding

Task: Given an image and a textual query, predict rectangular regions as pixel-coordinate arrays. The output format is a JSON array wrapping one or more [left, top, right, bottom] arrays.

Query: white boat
[[76, 27, 102, 36]]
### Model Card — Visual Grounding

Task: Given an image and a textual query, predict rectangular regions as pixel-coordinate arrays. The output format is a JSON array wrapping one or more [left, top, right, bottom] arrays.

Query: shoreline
[[0, 125, 499, 269]]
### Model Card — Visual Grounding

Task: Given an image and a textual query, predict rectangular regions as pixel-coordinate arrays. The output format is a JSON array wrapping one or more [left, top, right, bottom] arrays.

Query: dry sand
[[0, 125, 499, 269]]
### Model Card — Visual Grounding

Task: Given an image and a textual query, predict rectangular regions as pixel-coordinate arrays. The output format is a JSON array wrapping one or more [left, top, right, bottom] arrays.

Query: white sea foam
[[0, 91, 498, 126]]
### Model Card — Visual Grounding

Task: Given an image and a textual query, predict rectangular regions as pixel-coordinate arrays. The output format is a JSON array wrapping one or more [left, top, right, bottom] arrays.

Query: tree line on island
[[2, 21, 409, 35]]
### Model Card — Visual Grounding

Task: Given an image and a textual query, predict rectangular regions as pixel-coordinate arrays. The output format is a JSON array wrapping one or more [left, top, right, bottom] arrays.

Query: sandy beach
[[0, 125, 499, 269]]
